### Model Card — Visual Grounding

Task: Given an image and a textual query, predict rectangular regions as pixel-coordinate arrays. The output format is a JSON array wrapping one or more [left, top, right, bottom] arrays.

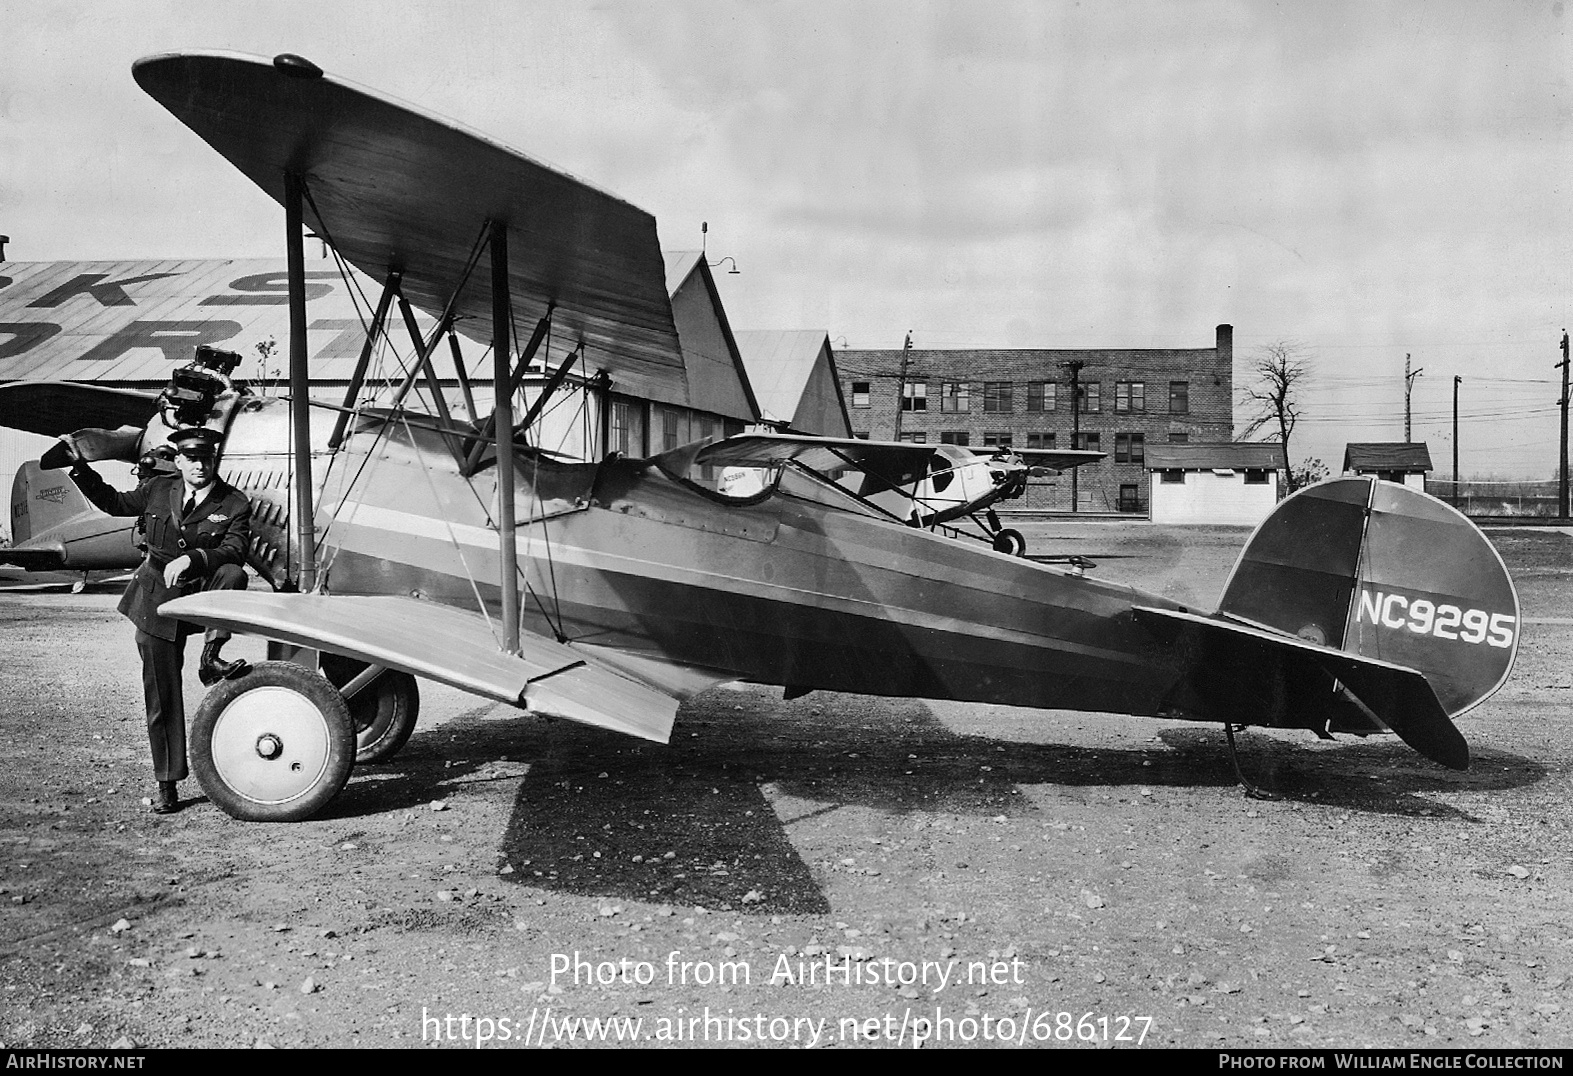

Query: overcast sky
[[2, 0, 1568, 476]]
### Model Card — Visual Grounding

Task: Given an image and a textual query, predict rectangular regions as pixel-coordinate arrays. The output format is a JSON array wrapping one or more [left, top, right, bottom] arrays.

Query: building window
[[1026, 381, 1056, 412], [939, 382, 969, 412], [939, 431, 971, 446], [1025, 432, 1056, 450], [1169, 431, 1189, 444], [1119, 484, 1141, 512], [1169, 381, 1189, 414], [1072, 431, 1100, 452], [1077, 381, 1101, 413], [898, 431, 928, 443], [983, 432, 1013, 450], [609, 397, 646, 457], [1114, 432, 1145, 464], [1115, 381, 1145, 413], [1244, 469, 1270, 485], [983, 382, 1013, 413], [902, 381, 927, 411], [1160, 469, 1185, 484], [851, 382, 870, 408]]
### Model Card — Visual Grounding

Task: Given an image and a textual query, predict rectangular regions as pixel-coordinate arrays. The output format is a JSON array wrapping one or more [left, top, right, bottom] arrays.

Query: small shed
[[1146, 442, 1284, 524], [1342, 442, 1432, 489]]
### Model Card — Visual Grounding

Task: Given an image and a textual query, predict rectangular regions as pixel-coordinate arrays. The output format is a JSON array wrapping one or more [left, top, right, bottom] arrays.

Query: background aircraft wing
[[0, 381, 159, 438], [695, 432, 939, 488], [133, 51, 686, 403], [160, 592, 712, 743], [1010, 448, 1105, 471]]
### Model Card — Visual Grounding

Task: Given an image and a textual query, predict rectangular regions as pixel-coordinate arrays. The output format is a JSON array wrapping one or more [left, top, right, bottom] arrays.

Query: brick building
[[837, 325, 1234, 512]]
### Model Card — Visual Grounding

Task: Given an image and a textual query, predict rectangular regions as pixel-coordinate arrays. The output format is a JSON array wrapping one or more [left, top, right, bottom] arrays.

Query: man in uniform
[[64, 426, 252, 814]]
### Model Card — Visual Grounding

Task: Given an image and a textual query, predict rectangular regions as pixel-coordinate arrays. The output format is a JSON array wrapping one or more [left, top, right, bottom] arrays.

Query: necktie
[[183, 495, 195, 517]]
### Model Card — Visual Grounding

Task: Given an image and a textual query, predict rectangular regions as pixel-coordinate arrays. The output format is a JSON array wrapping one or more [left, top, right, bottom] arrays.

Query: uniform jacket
[[69, 465, 252, 642]]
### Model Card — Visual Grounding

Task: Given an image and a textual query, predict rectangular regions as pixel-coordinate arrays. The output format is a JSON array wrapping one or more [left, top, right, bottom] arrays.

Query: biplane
[[0, 51, 1520, 821]]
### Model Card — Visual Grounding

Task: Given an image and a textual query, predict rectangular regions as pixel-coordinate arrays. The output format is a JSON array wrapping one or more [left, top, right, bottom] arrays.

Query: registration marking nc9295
[[1356, 590, 1515, 649]]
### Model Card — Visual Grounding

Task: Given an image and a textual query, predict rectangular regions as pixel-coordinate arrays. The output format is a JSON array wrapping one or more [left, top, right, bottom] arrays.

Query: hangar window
[[1244, 469, 1271, 484], [851, 382, 871, 408], [1160, 469, 1186, 484]]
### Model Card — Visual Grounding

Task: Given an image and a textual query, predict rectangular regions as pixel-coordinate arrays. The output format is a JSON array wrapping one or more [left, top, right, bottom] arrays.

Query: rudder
[[1217, 476, 1518, 718]]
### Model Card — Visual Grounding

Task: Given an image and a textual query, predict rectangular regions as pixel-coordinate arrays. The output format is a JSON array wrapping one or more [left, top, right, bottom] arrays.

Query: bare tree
[[1241, 340, 1310, 492]]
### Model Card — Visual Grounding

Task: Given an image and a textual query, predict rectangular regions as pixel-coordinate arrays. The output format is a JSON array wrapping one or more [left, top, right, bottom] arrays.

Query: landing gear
[[192, 661, 355, 821], [991, 528, 1026, 556], [1224, 723, 1280, 801], [320, 654, 420, 763]]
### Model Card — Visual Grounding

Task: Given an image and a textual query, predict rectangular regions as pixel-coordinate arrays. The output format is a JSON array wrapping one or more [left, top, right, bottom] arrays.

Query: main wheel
[[192, 661, 355, 822], [319, 654, 420, 763], [992, 528, 1027, 556]]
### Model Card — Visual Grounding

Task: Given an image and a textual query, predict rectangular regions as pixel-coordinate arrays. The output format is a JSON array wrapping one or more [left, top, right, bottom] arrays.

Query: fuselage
[[211, 399, 1192, 718]]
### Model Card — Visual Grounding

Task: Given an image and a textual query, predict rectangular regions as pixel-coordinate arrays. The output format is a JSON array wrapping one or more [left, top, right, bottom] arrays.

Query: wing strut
[[463, 308, 553, 475], [490, 221, 521, 654], [327, 267, 400, 450], [285, 170, 317, 591]]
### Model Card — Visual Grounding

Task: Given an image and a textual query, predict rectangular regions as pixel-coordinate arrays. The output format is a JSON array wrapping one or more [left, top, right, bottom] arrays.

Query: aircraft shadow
[[320, 686, 1546, 915]]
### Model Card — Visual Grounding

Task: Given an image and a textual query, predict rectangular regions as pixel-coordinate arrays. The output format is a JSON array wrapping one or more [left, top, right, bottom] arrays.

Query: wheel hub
[[209, 686, 333, 805]]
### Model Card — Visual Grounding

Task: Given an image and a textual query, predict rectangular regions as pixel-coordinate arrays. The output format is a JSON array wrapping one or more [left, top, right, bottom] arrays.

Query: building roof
[[1145, 442, 1285, 471], [1343, 442, 1432, 473], [733, 330, 847, 427]]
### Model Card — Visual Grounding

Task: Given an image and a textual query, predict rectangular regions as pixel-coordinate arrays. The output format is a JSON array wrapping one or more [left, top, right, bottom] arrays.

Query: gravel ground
[[0, 522, 1569, 1050]]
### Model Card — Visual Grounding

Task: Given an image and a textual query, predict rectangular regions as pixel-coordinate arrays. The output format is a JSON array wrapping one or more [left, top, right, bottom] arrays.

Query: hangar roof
[[733, 330, 851, 437]]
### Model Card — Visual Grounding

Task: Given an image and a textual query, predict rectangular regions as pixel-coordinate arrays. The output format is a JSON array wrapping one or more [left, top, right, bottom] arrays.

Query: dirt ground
[[1, 521, 1569, 1050]]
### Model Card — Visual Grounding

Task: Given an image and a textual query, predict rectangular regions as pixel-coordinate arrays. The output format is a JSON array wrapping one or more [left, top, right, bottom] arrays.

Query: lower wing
[[159, 591, 731, 743]]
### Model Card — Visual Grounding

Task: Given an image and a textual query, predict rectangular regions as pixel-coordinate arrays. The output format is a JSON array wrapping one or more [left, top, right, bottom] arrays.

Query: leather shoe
[[152, 781, 180, 815], [198, 641, 249, 687]]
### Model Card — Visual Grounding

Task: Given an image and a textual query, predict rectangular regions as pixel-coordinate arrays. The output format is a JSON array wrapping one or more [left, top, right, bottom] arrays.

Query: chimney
[[1215, 323, 1233, 365]]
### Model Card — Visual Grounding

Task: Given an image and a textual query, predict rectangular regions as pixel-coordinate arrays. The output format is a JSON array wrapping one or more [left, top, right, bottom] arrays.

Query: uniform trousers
[[133, 562, 247, 783]]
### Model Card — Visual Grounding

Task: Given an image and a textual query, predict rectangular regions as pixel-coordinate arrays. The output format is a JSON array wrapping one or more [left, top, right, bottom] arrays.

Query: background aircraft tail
[[3, 461, 138, 570], [1216, 476, 1519, 719]]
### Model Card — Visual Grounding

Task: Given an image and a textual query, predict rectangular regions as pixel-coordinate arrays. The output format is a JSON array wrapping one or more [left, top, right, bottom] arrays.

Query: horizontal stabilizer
[[159, 592, 683, 742], [1133, 605, 1469, 770]]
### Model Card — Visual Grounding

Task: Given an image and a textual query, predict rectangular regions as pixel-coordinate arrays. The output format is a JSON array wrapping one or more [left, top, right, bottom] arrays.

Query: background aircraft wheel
[[992, 528, 1027, 556], [192, 661, 355, 822], [320, 654, 420, 763]]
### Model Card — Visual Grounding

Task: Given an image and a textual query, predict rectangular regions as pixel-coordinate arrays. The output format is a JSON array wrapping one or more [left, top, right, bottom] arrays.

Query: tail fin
[[1217, 476, 1518, 718], [4, 462, 137, 570]]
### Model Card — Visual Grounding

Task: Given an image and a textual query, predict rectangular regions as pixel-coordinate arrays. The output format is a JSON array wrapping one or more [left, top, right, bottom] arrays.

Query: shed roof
[[1145, 442, 1285, 471], [1343, 442, 1432, 472]]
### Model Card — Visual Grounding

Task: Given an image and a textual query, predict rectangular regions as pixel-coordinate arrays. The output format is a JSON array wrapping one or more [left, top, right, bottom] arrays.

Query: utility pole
[[893, 331, 912, 441], [1063, 359, 1086, 513], [1404, 353, 1423, 442], [1559, 330, 1569, 520], [1452, 375, 1461, 507]]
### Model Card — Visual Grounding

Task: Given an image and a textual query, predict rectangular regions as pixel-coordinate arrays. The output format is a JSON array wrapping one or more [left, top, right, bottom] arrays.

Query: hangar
[[1145, 442, 1285, 525]]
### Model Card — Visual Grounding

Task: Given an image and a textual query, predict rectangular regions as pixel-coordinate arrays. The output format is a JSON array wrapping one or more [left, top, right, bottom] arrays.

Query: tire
[[319, 654, 420, 764], [192, 661, 355, 822], [992, 528, 1027, 557]]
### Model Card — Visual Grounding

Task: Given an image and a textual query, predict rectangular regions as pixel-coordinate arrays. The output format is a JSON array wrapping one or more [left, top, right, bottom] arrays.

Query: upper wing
[[693, 432, 940, 488], [159, 591, 729, 743], [133, 51, 686, 403], [0, 381, 159, 438]]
